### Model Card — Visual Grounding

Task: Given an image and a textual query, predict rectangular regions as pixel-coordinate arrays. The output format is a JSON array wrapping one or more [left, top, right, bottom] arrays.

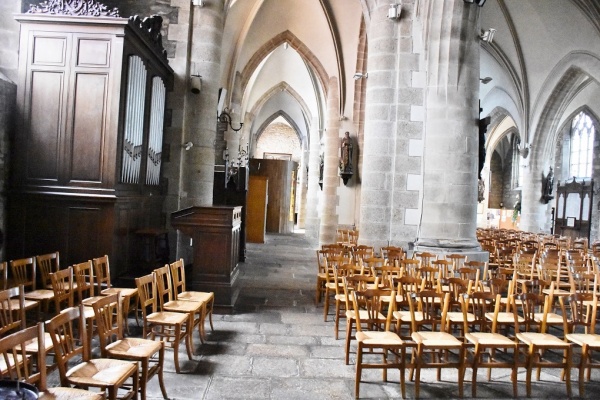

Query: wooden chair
[[446, 253, 467, 274], [560, 292, 600, 397], [342, 274, 377, 365], [135, 273, 192, 374], [154, 265, 204, 352], [514, 292, 572, 398], [460, 292, 519, 397], [50, 267, 96, 348], [332, 262, 361, 340], [9, 257, 47, 317], [93, 293, 168, 400], [413, 251, 436, 268], [35, 251, 60, 290], [0, 323, 104, 400], [408, 291, 466, 398], [352, 288, 407, 399], [93, 254, 139, 332], [46, 305, 139, 399], [323, 255, 351, 322], [0, 286, 26, 338], [170, 258, 214, 342], [399, 258, 420, 278], [73, 260, 104, 306]]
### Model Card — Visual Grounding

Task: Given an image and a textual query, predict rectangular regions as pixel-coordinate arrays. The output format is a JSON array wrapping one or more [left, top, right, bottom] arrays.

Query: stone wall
[[255, 123, 302, 163], [502, 145, 520, 208], [0, 0, 21, 83]]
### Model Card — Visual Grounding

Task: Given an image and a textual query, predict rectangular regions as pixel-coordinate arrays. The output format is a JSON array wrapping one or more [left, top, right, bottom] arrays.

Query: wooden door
[[247, 176, 268, 243]]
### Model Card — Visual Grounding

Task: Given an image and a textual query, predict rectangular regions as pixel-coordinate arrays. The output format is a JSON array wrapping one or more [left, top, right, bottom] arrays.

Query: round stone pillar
[[520, 153, 546, 233], [305, 120, 322, 245], [415, 0, 480, 250], [319, 77, 340, 246], [180, 1, 225, 208], [297, 145, 309, 229]]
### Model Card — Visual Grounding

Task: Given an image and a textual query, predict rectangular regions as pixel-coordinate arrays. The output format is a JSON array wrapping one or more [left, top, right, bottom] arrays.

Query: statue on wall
[[340, 131, 353, 173], [542, 166, 555, 203]]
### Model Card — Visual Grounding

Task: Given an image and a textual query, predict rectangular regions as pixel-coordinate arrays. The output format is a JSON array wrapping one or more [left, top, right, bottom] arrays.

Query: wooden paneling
[[249, 159, 297, 233], [27, 71, 63, 181], [247, 175, 268, 243], [70, 73, 107, 182]]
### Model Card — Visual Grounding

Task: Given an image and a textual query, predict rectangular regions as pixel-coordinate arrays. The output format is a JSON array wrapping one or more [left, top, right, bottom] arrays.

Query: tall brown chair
[[46, 305, 139, 400], [136, 273, 192, 374], [170, 258, 215, 342], [0, 323, 103, 400], [35, 251, 60, 290], [154, 265, 204, 352], [352, 288, 407, 398], [93, 254, 138, 332], [93, 293, 168, 400], [9, 257, 47, 317]]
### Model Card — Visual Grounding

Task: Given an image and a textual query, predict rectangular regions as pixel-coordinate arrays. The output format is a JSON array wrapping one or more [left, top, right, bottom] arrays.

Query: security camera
[[190, 75, 202, 94], [184, 142, 193, 151]]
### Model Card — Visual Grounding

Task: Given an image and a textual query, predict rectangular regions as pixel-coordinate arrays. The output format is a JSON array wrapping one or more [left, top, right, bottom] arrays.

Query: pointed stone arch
[[255, 110, 304, 145], [240, 30, 329, 96]]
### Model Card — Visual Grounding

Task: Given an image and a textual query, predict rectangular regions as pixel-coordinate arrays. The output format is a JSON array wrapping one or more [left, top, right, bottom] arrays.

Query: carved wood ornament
[[27, 0, 120, 17]]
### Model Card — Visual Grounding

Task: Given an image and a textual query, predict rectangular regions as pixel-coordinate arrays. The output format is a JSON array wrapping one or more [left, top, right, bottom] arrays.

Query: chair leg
[[173, 325, 181, 374], [355, 344, 362, 398], [334, 301, 342, 340], [579, 346, 588, 397], [157, 345, 168, 399], [345, 318, 353, 365], [525, 347, 533, 398], [472, 346, 480, 398], [323, 288, 330, 321], [565, 346, 572, 398]]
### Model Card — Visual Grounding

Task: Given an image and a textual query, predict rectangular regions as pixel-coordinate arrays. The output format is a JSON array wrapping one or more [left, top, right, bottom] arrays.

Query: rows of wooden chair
[[0, 254, 214, 399], [316, 240, 600, 399]]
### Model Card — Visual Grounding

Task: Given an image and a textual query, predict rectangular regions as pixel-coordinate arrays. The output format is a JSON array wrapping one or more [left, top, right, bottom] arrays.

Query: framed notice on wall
[[566, 217, 576, 227]]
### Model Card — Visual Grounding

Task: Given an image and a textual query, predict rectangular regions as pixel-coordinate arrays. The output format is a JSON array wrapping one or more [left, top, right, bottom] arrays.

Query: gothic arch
[[240, 30, 329, 98], [531, 51, 600, 166], [248, 81, 312, 145]]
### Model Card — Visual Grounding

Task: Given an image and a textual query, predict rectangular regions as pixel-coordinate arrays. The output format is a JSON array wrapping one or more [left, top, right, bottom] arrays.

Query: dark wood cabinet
[[171, 206, 242, 312], [7, 13, 173, 280]]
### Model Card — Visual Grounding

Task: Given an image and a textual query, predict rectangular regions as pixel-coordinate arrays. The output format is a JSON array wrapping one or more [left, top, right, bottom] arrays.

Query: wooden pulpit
[[171, 206, 242, 312]]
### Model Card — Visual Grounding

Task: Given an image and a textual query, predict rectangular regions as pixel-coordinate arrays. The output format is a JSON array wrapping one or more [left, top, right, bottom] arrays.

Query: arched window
[[569, 111, 595, 178]]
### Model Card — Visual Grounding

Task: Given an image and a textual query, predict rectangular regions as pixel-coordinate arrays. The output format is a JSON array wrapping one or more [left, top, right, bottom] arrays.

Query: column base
[[412, 238, 488, 263]]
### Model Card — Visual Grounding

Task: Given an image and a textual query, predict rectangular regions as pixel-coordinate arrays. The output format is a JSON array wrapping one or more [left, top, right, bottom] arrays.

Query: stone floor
[[53, 231, 600, 399]]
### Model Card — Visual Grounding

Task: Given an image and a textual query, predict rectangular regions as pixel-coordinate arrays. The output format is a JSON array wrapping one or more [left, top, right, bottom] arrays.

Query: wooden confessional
[[7, 10, 173, 281], [554, 178, 593, 241]]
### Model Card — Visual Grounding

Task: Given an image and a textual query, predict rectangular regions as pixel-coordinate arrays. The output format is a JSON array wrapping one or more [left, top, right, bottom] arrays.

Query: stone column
[[359, 1, 399, 247], [304, 120, 322, 245], [414, 0, 480, 251], [318, 77, 340, 245], [297, 145, 309, 229], [520, 153, 545, 233], [180, 0, 224, 208]]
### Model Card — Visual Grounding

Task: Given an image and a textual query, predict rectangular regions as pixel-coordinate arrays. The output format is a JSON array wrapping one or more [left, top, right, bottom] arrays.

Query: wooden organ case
[[8, 6, 173, 280]]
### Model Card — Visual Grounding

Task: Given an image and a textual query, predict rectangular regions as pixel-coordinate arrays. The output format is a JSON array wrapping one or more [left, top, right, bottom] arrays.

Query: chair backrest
[[399, 258, 420, 277], [462, 291, 500, 333], [92, 254, 112, 292], [432, 259, 453, 280], [342, 274, 376, 313], [10, 257, 37, 291], [446, 253, 467, 272], [0, 285, 26, 336], [353, 288, 396, 332], [408, 290, 449, 333], [512, 292, 547, 333], [50, 267, 74, 310], [35, 251, 60, 289], [46, 305, 89, 386], [413, 252, 436, 268], [0, 323, 46, 391], [559, 292, 597, 335], [92, 293, 123, 358], [170, 258, 188, 297], [154, 265, 175, 308], [0, 261, 7, 290], [73, 260, 95, 300], [136, 273, 158, 317]]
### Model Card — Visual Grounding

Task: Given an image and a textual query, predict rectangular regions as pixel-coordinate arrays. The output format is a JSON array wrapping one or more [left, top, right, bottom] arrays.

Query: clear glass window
[[569, 111, 595, 178]]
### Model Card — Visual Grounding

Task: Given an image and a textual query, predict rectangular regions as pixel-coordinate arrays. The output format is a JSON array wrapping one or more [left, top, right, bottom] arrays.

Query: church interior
[[1, 0, 600, 398]]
